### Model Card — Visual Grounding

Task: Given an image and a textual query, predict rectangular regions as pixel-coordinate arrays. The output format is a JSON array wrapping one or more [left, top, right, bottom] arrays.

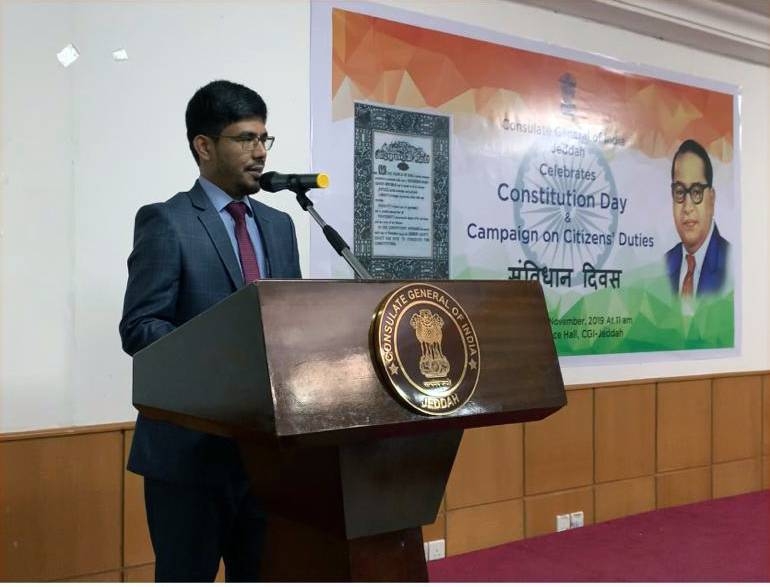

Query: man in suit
[[119, 80, 301, 581], [664, 139, 729, 297]]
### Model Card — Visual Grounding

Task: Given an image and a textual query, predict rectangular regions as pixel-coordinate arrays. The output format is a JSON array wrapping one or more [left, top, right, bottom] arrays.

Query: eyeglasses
[[671, 182, 710, 205], [210, 133, 275, 152]]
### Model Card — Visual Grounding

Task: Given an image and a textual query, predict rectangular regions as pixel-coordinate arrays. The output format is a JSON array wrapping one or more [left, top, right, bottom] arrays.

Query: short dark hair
[[671, 139, 713, 186], [185, 80, 268, 163]]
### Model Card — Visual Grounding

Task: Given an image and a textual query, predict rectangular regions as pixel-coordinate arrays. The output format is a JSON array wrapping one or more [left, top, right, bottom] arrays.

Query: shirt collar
[[687, 220, 714, 268], [198, 176, 253, 216]]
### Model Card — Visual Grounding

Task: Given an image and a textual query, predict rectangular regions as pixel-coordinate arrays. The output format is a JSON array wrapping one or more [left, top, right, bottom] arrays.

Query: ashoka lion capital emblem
[[371, 283, 481, 416], [410, 309, 451, 382]]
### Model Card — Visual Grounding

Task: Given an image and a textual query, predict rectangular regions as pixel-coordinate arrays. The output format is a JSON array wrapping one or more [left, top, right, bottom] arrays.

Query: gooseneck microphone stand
[[293, 188, 373, 280]]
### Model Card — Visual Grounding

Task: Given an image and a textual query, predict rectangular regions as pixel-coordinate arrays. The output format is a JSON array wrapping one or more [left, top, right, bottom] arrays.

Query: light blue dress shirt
[[198, 176, 268, 278]]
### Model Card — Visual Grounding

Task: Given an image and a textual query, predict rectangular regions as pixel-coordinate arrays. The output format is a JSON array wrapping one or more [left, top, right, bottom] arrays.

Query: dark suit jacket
[[665, 223, 729, 297], [119, 181, 301, 484]]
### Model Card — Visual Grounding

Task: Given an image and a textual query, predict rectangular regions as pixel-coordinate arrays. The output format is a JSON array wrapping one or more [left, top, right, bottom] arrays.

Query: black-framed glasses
[[671, 181, 710, 205], [211, 133, 275, 152]]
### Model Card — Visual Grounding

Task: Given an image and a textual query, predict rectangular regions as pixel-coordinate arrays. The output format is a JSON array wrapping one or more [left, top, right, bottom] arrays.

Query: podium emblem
[[371, 283, 481, 415]]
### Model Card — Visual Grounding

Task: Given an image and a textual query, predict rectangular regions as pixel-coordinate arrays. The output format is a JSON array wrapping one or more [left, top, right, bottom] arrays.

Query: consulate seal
[[371, 283, 481, 415]]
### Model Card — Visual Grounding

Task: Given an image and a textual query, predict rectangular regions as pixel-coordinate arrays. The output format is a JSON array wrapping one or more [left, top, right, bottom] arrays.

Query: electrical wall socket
[[569, 511, 584, 528], [426, 539, 445, 560], [556, 513, 570, 532]]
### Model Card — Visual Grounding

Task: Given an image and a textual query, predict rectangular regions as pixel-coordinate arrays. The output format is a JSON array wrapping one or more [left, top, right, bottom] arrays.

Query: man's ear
[[193, 135, 213, 162]]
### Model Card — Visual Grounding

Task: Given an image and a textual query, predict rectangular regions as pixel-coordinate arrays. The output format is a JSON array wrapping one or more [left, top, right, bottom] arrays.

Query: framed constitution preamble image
[[353, 102, 450, 279]]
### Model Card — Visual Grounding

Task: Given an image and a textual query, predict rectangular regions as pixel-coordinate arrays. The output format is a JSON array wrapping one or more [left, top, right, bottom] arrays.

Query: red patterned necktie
[[681, 253, 696, 297], [225, 201, 261, 283]]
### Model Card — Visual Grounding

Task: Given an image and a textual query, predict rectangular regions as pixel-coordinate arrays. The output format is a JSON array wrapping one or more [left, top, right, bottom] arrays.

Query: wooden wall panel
[[445, 499, 523, 556], [123, 564, 154, 582], [656, 466, 711, 508], [2, 370, 770, 570], [595, 477, 655, 523], [657, 380, 711, 471], [713, 458, 762, 498], [762, 375, 770, 455], [123, 430, 154, 567], [524, 388, 593, 495], [445, 424, 522, 510], [61, 570, 123, 582], [523, 487, 593, 538], [713, 376, 762, 463], [595, 384, 655, 483], [0, 432, 123, 580], [762, 375, 769, 489], [123, 562, 225, 581], [422, 512, 446, 543]]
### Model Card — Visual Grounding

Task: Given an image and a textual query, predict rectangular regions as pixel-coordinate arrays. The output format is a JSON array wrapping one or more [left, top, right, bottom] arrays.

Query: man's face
[[672, 152, 715, 254], [197, 118, 268, 198]]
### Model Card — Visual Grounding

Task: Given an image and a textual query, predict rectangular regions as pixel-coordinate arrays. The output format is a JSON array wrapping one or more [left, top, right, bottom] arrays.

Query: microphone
[[279, 171, 372, 279], [259, 171, 329, 193]]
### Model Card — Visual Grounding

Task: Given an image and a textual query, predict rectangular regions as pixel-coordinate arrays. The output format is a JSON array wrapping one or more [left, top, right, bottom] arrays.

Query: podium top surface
[[134, 279, 565, 443]]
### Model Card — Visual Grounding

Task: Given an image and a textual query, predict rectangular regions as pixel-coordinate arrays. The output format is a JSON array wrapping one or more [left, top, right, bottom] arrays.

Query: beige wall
[[1, 373, 767, 580]]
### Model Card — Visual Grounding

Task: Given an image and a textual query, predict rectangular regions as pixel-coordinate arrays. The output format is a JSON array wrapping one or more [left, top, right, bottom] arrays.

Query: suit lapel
[[666, 244, 683, 292], [189, 182, 244, 288], [697, 225, 721, 294], [248, 197, 277, 278]]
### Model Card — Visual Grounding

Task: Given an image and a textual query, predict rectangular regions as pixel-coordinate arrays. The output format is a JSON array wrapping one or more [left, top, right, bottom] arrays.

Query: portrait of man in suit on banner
[[664, 138, 730, 298]]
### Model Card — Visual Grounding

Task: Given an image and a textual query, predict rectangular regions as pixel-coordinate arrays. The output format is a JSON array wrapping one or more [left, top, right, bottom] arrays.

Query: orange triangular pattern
[[330, 8, 734, 161]]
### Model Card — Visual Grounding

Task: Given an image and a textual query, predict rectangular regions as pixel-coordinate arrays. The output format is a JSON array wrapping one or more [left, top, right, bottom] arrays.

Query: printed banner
[[309, 2, 740, 358]]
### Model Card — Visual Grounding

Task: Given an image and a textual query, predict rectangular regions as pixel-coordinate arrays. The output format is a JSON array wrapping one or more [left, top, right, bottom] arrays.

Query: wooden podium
[[132, 279, 565, 581]]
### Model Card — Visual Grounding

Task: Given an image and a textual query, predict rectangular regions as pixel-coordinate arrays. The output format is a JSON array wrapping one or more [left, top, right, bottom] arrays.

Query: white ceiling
[[507, 0, 770, 65], [728, 0, 770, 18]]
